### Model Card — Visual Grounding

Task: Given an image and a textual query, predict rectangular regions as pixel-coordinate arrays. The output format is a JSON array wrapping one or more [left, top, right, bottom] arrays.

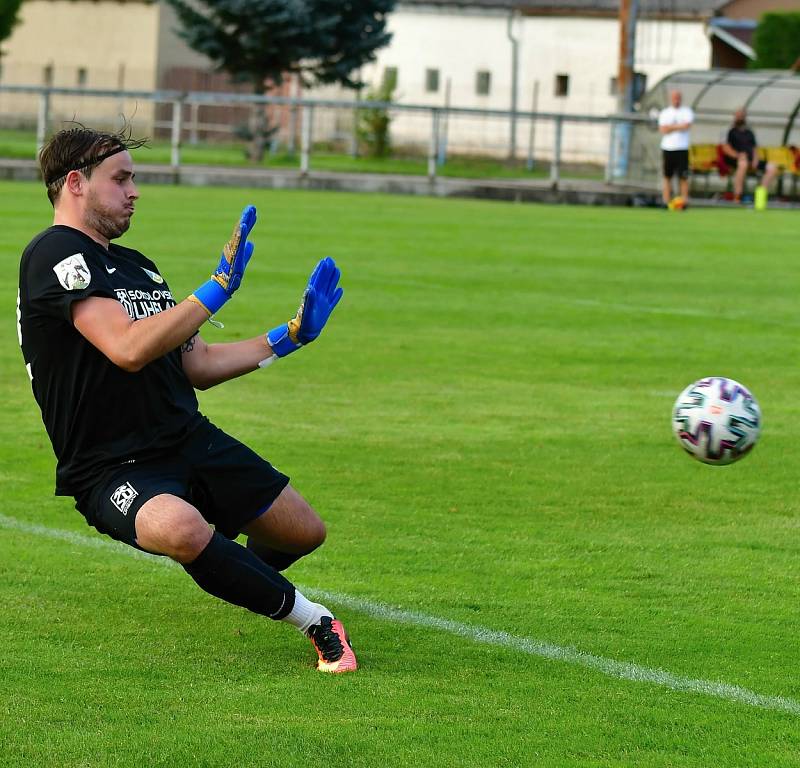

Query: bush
[[357, 77, 396, 158]]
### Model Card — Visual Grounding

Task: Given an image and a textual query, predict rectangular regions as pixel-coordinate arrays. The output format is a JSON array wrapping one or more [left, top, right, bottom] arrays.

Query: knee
[[136, 503, 212, 563], [169, 517, 214, 563], [307, 515, 327, 552], [298, 501, 327, 553]]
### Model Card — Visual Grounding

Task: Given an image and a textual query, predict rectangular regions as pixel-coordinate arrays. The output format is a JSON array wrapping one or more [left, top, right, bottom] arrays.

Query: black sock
[[183, 531, 296, 620], [246, 538, 304, 571]]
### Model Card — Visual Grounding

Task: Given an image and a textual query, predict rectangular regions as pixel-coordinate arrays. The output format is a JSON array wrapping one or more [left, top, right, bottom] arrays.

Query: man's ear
[[64, 170, 84, 197]]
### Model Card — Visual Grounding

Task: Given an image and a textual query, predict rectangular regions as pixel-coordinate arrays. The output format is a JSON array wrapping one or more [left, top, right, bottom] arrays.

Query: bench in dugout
[[689, 144, 800, 198]]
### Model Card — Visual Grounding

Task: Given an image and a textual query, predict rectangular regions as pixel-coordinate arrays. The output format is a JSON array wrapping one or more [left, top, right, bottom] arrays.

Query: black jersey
[[18, 225, 202, 496], [726, 126, 757, 161]]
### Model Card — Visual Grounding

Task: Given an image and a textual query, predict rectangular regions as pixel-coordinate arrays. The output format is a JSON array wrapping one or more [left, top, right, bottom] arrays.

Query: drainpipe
[[507, 11, 519, 160]]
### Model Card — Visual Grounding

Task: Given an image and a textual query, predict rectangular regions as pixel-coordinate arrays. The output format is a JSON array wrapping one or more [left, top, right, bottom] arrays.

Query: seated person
[[722, 108, 777, 202]]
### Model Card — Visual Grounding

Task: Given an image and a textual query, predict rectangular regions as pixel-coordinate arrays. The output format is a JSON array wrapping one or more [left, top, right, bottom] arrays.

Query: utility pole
[[613, 0, 639, 178], [618, 0, 637, 117]]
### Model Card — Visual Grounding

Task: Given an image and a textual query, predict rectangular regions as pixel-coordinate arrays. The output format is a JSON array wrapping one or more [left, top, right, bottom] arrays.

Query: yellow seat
[[764, 146, 798, 172], [689, 144, 717, 173]]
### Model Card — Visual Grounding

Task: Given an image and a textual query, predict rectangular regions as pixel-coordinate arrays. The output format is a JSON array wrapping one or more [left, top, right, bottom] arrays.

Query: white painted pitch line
[[2, 512, 798, 716]]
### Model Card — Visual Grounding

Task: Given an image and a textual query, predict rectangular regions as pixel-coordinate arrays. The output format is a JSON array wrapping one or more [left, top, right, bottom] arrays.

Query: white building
[[355, 0, 724, 162]]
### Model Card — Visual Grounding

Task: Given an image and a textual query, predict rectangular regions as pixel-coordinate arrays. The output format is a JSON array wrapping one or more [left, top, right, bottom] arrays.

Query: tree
[[751, 12, 800, 70], [164, 0, 395, 161], [0, 0, 25, 58]]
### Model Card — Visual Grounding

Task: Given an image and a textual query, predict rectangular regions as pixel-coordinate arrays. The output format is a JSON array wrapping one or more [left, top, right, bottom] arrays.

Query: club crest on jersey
[[110, 482, 138, 515], [53, 253, 91, 291], [141, 267, 164, 284]]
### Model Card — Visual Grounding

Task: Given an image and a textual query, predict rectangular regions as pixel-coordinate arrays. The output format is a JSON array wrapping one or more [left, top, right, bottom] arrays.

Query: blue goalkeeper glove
[[190, 205, 257, 315], [267, 257, 344, 357]]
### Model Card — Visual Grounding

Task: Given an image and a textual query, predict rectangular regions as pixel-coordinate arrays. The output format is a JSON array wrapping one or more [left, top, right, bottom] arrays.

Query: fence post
[[437, 77, 451, 167], [351, 87, 361, 158], [428, 109, 440, 180], [300, 105, 313, 175], [189, 102, 200, 146], [36, 89, 51, 157], [170, 99, 183, 174], [550, 116, 563, 188], [526, 80, 539, 172], [605, 120, 616, 183]]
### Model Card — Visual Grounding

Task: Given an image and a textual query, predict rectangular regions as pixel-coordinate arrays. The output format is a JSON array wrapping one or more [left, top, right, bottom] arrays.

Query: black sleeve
[[726, 129, 735, 148], [24, 230, 118, 325]]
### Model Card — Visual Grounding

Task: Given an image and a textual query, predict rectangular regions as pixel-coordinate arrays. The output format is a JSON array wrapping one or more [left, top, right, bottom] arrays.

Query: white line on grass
[[2, 512, 798, 716]]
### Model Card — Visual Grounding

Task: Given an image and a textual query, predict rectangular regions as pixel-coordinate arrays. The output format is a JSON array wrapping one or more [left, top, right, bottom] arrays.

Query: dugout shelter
[[627, 70, 800, 196]]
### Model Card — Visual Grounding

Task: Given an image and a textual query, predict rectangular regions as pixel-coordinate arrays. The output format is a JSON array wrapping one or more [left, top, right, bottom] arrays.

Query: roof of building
[[400, 0, 728, 19]]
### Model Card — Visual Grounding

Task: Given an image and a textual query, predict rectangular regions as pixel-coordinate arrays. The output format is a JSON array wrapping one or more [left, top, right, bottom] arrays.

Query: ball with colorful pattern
[[672, 377, 761, 465]]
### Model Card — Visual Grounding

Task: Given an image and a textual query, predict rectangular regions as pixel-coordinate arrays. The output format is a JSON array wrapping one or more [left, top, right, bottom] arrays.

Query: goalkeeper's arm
[[181, 257, 343, 390]]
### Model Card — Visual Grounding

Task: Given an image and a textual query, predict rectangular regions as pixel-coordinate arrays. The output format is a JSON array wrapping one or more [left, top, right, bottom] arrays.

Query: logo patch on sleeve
[[141, 267, 164, 284], [53, 253, 91, 291], [110, 482, 139, 515]]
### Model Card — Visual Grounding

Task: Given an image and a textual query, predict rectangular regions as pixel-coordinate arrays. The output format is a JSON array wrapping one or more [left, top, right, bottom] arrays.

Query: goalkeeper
[[17, 125, 356, 674]]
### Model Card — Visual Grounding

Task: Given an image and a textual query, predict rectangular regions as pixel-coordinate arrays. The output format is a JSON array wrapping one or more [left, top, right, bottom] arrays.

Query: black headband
[[44, 144, 127, 186]]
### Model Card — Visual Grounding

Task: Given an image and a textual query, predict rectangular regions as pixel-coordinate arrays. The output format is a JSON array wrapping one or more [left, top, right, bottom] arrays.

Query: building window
[[43, 64, 54, 87], [610, 73, 647, 102], [555, 74, 569, 97], [425, 68, 440, 94], [77, 68, 87, 88], [476, 70, 491, 96], [382, 66, 398, 91]]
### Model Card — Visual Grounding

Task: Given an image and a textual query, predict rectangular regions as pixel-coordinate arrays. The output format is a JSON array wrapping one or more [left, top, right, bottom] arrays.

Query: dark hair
[[39, 123, 148, 206]]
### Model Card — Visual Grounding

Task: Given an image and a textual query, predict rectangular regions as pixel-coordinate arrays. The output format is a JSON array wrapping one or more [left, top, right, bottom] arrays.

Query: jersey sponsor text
[[115, 288, 175, 320]]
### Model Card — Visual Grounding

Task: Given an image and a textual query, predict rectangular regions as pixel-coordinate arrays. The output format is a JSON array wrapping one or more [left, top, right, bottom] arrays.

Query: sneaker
[[307, 616, 358, 673]]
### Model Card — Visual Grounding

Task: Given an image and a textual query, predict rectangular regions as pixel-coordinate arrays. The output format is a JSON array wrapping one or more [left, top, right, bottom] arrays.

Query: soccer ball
[[668, 196, 686, 211], [672, 377, 761, 465]]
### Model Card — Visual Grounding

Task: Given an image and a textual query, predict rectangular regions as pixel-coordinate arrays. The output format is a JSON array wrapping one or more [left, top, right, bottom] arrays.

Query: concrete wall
[[0, 0, 162, 128], [155, 1, 214, 84], [0, 0, 206, 132]]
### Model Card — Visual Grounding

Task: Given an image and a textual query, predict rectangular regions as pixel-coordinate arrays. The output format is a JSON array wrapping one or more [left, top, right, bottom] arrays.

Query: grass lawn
[[2, 181, 800, 766], [0, 128, 603, 180]]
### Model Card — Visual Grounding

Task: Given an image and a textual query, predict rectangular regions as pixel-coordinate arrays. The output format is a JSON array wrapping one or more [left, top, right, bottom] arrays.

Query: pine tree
[[0, 0, 25, 59], [164, 0, 395, 161]]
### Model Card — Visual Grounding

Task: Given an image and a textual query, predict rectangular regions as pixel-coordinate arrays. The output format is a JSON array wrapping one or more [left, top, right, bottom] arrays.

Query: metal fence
[[0, 84, 650, 185]]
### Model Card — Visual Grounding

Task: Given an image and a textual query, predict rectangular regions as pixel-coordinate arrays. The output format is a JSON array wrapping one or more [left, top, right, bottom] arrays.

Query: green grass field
[[0, 128, 603, 180], [2, 181, 800, 766]]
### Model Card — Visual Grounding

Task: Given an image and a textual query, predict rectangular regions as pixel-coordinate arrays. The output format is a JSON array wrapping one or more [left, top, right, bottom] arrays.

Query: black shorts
[[74, 419, 290, 549], [723, 154, 767, 173], [662, 149, 689, 180]]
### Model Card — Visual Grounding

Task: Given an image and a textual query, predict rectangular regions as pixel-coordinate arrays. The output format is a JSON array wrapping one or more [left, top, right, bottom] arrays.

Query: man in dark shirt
[[722, 107, 777, 202], [18, 125, 357, 673]]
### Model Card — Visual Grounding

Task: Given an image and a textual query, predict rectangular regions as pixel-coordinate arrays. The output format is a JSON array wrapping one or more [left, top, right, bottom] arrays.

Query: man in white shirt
[[658, 90, 694, 207]]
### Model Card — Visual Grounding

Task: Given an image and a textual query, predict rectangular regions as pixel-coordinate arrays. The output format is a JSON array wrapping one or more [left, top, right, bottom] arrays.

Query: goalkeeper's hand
[[189, 205, 257, 315], [267, 257, 344, 357]]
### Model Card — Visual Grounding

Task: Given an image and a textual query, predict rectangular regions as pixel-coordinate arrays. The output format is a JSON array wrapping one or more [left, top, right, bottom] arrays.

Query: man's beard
[[84, 189, 132, 241]]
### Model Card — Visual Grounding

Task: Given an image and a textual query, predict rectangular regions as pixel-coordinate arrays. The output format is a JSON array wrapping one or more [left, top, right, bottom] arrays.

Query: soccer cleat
[[307, 616, 358, 673]]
